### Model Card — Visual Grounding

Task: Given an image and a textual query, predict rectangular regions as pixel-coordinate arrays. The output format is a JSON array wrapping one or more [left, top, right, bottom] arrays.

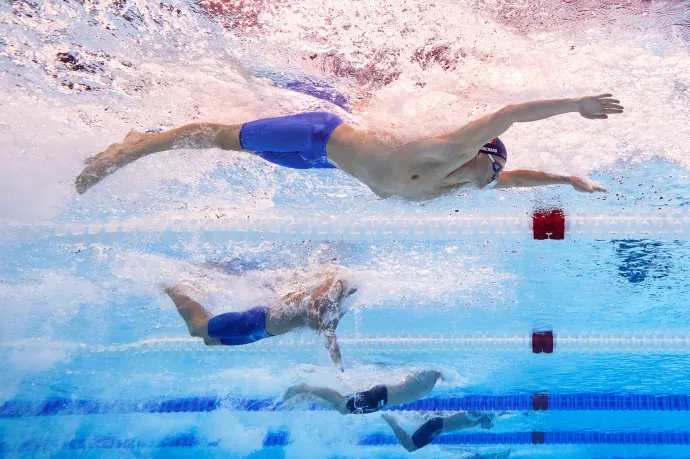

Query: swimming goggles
[[484, 154, 503, 189]]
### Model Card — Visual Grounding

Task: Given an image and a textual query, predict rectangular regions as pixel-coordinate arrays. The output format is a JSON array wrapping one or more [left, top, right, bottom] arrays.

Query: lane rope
[[2, 430, 690, 452], [3, 333, 690, 356], [3, 393, 690, 418], [4, 211, 690, 243]]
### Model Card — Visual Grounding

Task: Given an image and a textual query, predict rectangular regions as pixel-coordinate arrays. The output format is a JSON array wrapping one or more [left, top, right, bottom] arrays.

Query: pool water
[[3, 216, 690, 457], [2, 0, 690, 457]]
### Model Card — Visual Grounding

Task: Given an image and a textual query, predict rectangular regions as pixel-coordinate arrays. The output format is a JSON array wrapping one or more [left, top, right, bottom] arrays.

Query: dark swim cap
[[479, 138, 507, 162]]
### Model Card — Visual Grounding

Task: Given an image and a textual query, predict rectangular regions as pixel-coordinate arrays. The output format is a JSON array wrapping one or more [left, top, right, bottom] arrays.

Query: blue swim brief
[[345, 384, 388, 414], [206, 306, 271, 346], [411, 416, 444, 450], [239, 112, 344, 169]]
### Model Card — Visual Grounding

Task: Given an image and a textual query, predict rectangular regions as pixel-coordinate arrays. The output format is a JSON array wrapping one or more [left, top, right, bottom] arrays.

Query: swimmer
[[164, 275, 355, 371], [381, 411, 504, 454], [76, 94, 623, 199], [282, 370, 442, 414]]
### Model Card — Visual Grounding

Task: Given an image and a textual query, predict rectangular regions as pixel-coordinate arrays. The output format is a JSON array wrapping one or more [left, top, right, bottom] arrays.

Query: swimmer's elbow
[[493, 106, 517, 129]]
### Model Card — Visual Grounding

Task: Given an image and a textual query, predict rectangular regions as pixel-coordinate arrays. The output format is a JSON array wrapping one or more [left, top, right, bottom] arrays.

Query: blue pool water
[[3, 211, 690, 458], [3, 0, 690, 457]]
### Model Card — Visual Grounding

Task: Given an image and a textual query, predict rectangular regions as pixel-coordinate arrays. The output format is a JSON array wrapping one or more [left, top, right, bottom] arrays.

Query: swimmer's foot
[[75, 130, 152, 194], [164, 284, 212, 338]]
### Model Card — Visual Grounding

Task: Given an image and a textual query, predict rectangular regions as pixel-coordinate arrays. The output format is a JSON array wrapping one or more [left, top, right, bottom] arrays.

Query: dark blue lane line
[[3, 393, 690, 418], [3, 431, 690, 452], [363, 431, 690, 446]]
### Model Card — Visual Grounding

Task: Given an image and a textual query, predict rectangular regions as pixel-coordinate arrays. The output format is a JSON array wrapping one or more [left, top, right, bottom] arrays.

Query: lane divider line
[[4, 210, 690, 243], [3, 430, 690, 451], [4, 393, 690, 418], [4, 332, 690, 355]]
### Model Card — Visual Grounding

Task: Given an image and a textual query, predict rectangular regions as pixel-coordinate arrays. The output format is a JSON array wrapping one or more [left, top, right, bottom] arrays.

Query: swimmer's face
[[475, 153, 506, 189]]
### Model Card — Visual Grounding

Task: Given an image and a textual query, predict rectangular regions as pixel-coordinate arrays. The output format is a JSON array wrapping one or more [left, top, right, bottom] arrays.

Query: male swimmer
[[382, 410, 503, 454], [283, 371, 506, 456], [164, 275, 354, 371], [282, 370, 443, 414], [76, 94, 623, 199]]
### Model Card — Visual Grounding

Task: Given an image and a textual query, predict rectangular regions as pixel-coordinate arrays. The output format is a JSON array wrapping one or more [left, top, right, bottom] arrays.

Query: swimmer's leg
[[282, 383, 348, 413], [443, 411, 495, 431], [386, 370, 442, 406], [381, 413, 418, 452], [76, 123, 243, 194], [164, 285, 222, 346], [383, 409, 497, 453]]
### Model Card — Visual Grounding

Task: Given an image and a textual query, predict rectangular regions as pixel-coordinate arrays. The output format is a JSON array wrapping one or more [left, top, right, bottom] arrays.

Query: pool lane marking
[[532, 331, 554, 353], [6, 210, 690, 242], [3, 393, 690, 418], [532, 209, 565, 240], [2, 430, 690, 450], [5, 332, 690, 355]]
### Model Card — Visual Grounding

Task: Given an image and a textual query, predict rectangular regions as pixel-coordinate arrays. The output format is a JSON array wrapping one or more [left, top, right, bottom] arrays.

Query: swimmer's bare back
[[75, 94, 622, 199]]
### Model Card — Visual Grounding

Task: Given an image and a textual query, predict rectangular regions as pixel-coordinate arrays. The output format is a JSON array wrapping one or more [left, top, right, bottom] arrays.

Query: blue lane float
[[3, 430, 690, 452], [361, 431, 690, 446], [3, 393, 690, 418]]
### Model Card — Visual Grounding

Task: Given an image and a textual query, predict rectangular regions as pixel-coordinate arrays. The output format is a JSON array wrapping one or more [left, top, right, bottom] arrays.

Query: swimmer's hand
[[575, 94, 624, 120], [570, 176, 607, 193]]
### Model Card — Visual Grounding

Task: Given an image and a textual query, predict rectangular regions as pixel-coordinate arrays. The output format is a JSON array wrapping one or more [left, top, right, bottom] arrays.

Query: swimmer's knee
[[203, 337, 221, 346], [215, 125, 242, 151]]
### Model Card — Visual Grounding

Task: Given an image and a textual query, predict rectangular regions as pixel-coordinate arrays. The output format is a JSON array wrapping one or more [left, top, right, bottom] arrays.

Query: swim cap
[[478, 138, 507, 162]]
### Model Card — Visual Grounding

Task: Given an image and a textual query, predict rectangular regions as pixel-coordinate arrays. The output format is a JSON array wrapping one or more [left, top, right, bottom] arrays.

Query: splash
[[1, 0, 689, 223]]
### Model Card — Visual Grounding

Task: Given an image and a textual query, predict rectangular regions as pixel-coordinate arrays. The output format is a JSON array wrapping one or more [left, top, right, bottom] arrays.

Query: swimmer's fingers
[[603, 108, 624, 115], [582, 113, 608, 120], [603, 102, 622, 108], [596, 93, 613, 99], [600, 98, 620, 104]]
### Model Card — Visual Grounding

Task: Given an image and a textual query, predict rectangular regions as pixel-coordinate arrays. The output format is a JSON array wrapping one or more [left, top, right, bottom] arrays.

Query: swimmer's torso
[[326, 124, 477, 200]]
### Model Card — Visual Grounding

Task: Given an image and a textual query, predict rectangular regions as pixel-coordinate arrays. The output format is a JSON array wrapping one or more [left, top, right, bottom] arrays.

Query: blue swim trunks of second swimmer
[[239, 112, 344, 169], [206, 306, 271, 345]]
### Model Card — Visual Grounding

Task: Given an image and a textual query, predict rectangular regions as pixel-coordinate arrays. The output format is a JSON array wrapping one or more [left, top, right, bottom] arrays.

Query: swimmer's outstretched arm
[[442, 94, 624, 163], [282, 383, 349, 414], [443, 411, 495, 431], [321, 328, 344, 372], [496, 170, 607, 193]]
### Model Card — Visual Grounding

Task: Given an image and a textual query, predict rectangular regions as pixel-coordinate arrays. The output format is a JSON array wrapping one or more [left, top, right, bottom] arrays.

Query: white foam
[[205, 410, 268, 456], [1, 0, 688, 223]]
